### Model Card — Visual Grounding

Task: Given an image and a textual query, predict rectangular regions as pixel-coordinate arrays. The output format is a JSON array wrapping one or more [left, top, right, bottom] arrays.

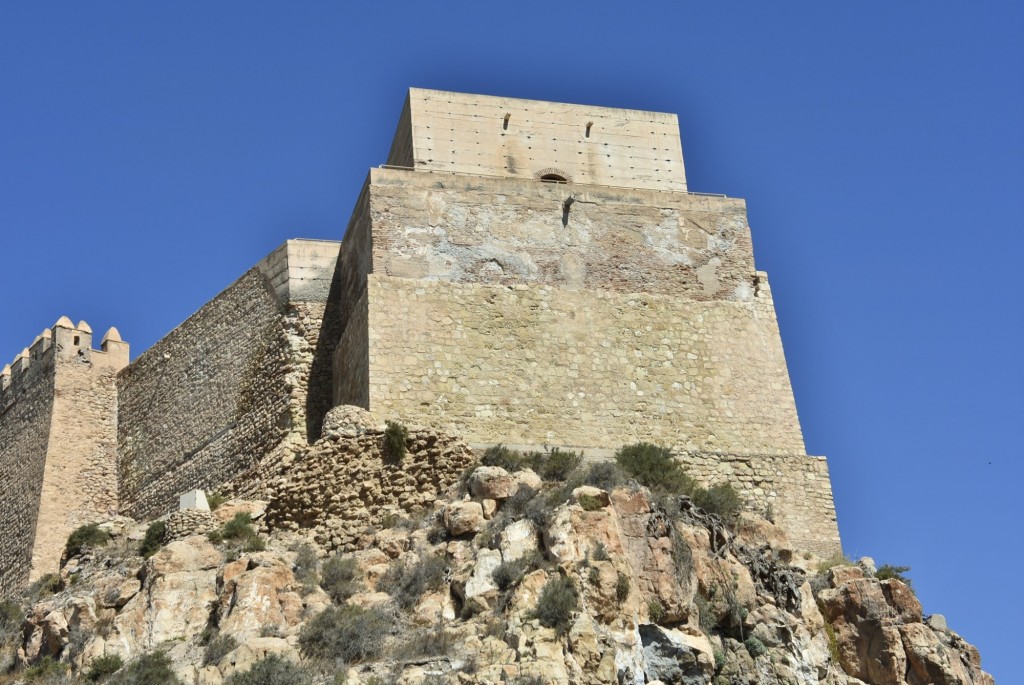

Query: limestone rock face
[[4, 469, 993, 685], [112, 535, 222, 654]]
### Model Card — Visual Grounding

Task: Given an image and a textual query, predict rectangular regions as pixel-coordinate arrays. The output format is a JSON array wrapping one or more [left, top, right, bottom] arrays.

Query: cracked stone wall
[[366, 168, 752, 300]]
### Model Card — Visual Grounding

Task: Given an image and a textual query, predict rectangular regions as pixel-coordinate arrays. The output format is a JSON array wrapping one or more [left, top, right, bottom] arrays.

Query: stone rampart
[[676, 451, 841, 557], [224, 405, 477, 553], [117, 240, 340, 521]]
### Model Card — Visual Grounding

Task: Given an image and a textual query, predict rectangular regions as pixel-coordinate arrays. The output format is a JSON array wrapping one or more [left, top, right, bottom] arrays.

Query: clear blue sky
[[1, 3, 1020, 680]]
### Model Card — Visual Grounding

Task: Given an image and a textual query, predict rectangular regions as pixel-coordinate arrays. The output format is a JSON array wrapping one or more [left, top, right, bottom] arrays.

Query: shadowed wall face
[[0, 354, 54, 596]]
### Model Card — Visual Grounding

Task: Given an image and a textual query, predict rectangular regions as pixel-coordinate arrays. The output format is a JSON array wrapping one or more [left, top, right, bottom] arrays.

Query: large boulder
[[111, 535, 222, 655]]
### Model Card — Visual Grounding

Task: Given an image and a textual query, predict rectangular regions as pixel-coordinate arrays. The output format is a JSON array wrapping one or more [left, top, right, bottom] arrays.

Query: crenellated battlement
[[0, 317, 129, 408]]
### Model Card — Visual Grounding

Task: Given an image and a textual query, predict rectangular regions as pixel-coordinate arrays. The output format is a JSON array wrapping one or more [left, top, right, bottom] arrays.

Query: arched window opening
[[502, 113, 511, 131], [585, 121, 593, 138], [540, 173, 568, 183]]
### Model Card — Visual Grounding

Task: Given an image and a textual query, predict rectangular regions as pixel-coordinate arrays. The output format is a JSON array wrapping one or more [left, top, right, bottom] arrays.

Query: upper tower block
[[386, 88, 687, 192]]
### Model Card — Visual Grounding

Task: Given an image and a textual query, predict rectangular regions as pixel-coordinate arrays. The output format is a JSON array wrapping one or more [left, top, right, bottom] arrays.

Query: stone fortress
[[0, 89, 841, 598]]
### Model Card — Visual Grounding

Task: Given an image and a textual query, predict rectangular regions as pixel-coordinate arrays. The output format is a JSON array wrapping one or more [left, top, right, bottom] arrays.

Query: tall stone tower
[[0, 319, 128, 595], [330, 89, 840, 554]]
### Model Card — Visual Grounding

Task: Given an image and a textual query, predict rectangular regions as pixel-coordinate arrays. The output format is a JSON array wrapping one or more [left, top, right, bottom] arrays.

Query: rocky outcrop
[[0, 451, 992, 685]]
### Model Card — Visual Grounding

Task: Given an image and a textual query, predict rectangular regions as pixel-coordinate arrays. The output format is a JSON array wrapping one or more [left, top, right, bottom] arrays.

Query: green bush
[[222, 513, 257, 540], [692, 483, 743, 520], [226, 654, 312, 685], [614, 443, 695, 494], [292, 543, 320, 591], [580, 461, 628, 492], [28, 573, 61, 598], [615, 572, 631, 603], [816, 553, 854, 573], [25, 656, 67, 680], [383, 420, 408, 465], [481, 444, 530, 472], [647, 599, 666, 623], [242, 535, 267, 553], [86, 653, 124, 681], [577, 494, 604, 511], [298, 605, 390, 663], [108, 651, 181, 685], [713, 647, 726, 671], [533, 575, 577, 635], [0, 600, 23, 636], [210, 512, 266, 555], [203, 633, 239, 666], [538, 448, 583, 481], [207, 492, 227, 510], [491, 553, 541, 593], [875, 564, 913, 588], [744, 636, 767, 657], [377, 553, 446, 609], [320, 555, 361, 603], [65, 523, 111, 558], [140, 520, 167, 559], [590, 542, 609, 562]]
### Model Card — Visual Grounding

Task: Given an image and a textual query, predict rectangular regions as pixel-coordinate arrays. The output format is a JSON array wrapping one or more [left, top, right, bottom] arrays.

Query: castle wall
[[366, 168, 749, 300], [678, 452, 842, 557], [332, 183, 374, 408], [117, 268, 288, 520], [364, 273, 805, 456], [389, 89, 687, 192], [116, 240, 341, 521], [0, 346, 55, 596]]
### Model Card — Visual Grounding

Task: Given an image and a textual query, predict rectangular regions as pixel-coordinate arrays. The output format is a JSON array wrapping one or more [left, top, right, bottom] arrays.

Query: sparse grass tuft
[[108, 651, 181, 685], [615, 572, 631, 603], [225, 654, 313, 685], [377, 552, 446, 609], [320, 555, 361, 603], [203, 633, 239, 666]]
